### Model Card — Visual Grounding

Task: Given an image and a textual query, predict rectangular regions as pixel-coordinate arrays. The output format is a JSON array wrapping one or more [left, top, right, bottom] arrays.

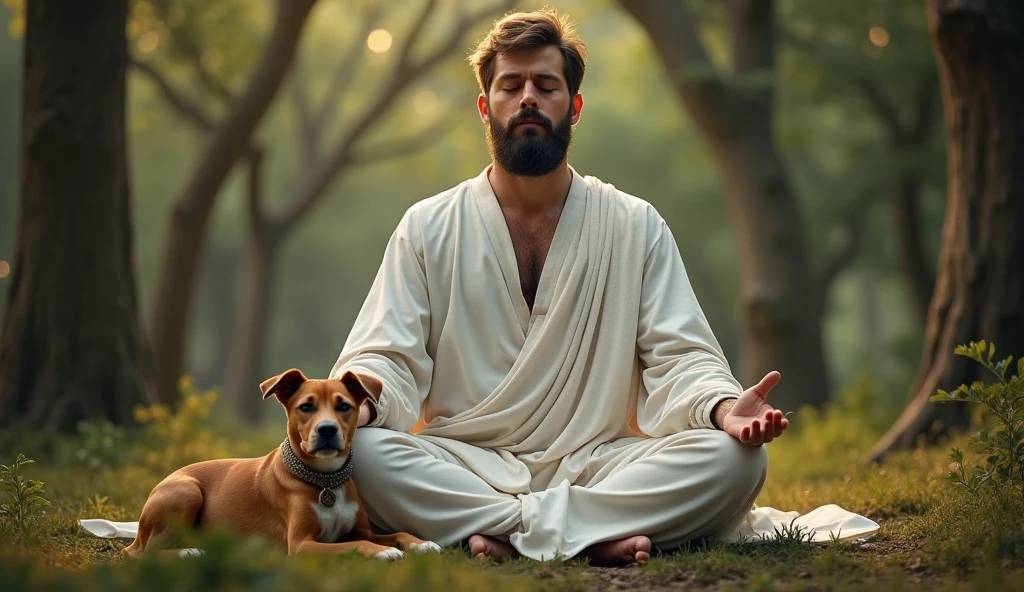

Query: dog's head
[[260, 369, 382, 471]]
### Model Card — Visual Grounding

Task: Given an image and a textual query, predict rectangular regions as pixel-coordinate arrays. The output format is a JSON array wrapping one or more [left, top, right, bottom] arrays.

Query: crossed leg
[[353, 428, 768, 565]]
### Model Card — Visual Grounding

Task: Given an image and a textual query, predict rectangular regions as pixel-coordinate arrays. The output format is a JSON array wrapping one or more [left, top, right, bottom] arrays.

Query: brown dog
[[123, 368, 439, 559]]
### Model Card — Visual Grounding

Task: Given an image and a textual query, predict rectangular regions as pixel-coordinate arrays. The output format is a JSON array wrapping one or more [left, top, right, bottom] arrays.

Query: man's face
[[478, 45, 584, 177]]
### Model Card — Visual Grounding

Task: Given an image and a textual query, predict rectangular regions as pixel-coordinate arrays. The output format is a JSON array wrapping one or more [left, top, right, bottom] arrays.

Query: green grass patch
[[1, 371, 1022, 591]]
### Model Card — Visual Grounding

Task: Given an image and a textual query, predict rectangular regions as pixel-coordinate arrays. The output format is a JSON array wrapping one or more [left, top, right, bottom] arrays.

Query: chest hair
[[504, 211, 560, 311]]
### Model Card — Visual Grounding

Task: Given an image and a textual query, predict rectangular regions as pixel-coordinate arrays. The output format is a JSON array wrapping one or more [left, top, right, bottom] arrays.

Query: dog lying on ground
[[123, 368, 440, 559]]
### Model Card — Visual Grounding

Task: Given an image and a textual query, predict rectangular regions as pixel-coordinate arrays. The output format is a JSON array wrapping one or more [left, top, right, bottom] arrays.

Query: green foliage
[[930, 341, 1024, 498], [0, 454, 51, 541], [132, 377, 249, 474]]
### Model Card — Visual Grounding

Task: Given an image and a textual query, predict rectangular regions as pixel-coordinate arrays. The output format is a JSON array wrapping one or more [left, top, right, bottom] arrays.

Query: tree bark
[[0, 0, 155, 431], [867, 0, 1024, 463], [147, 0, 317, 403], [222, 0, 514, 422], [619, 0, 828, 410]]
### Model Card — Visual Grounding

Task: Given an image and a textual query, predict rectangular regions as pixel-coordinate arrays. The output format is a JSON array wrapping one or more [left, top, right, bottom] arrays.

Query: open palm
[[722, 371, 789, 446]]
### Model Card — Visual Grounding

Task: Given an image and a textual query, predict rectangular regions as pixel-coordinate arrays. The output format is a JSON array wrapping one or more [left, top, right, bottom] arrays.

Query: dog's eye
[[336, 403, 352, 413], [298, 403, 315, 413]]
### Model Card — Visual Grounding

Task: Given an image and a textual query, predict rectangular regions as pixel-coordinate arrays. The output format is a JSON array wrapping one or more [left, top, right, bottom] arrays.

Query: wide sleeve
[[634, 213, 742, 436], [329, 209, 433, 433]]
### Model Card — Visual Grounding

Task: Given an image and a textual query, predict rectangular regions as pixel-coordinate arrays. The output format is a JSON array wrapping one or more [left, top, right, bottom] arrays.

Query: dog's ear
[[260, 368, 308, 403], [340, 371, 383, 406]]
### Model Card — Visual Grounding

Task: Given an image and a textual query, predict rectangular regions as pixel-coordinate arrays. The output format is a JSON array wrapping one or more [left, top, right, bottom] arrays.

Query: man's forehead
[[493, 46, 565, 79]]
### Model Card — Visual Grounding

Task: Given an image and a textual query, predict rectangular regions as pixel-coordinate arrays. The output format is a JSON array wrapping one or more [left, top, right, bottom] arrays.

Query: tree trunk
[[867, 0, 1024, 464], [224, 152, 279, 421], [892, 172, 935, 326], [147, 0, 317, 403], [620, 0, 829, 410], [0, 0, 155, 431]]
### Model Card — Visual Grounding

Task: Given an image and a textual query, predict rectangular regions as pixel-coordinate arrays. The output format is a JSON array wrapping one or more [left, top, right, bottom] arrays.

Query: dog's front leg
[[372, 532, 443, 555], [288, 533, 403, 560]]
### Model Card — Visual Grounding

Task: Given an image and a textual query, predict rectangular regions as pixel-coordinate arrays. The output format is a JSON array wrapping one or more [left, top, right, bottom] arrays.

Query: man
[[331, 9, 788, 565]]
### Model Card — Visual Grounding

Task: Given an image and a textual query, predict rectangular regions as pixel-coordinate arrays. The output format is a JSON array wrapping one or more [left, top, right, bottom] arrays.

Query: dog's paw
[[375, 547, 405, 561], [178, 548, 205, 559], [409, 541, 442, 554]]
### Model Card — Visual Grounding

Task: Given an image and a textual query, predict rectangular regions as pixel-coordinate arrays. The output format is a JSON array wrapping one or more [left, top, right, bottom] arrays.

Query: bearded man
[[331, 9, 869, 565]]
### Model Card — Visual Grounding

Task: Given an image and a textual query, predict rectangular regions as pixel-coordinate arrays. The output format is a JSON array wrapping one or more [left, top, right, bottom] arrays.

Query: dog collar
[[279, 437, 354, 507]]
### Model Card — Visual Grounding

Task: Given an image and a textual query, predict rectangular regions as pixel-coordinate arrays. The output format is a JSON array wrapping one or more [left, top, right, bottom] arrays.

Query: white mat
[[80, 504, 878, 547]]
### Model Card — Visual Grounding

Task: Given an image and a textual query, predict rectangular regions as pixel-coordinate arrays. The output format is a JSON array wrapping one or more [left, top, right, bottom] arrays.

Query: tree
[[781, 0, 944, 328], [144, 0, 319, 403], [135, 0, 515, 419], [867, 0, 1024, 462], [618, 0, 831, 410], [0, 0, 155, 431]]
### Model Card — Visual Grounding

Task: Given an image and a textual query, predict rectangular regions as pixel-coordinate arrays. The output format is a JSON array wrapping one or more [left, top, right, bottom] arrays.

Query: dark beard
[[486, 105, 573, 177]]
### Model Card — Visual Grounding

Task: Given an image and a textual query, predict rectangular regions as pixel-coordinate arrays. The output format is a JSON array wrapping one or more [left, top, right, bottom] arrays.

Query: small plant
[[132, 376, 237, 474], [930, 341, 1024, 498], [0, 454, 52, 539]]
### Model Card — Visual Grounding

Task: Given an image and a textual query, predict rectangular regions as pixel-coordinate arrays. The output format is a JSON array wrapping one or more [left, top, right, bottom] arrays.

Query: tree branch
[[245, 147, 268, 235], [393, 0, 439, 73], [130, 57, 214, 132], [290, 62, 318, 162], [857, 79, 904, 142], [726, 0, 774, 77], [271, 0, 514, 232], [617, 0, 733, 139], [818, 187, 885, 296], [909, 73, 940, 143], [153, 0, 237, 105], [310, 1, 386, 145], [351, 116, 453, 167]]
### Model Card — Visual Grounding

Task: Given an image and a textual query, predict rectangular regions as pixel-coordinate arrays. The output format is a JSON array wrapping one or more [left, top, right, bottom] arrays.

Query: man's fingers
[[752, 371, 782, 399], [750, 420, 761, 441], [741, 426, 751, 443]]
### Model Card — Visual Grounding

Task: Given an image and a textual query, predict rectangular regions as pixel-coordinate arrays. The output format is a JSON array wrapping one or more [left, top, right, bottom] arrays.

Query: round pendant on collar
[[319, 488, 337, 507]]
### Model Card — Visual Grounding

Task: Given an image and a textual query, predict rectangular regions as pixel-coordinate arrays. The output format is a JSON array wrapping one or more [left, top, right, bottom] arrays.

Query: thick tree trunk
[[147, 0, 317, 403], [0, 0, 155, 431], [620, 0, 828, 410], [867, 0, 1024, 463]]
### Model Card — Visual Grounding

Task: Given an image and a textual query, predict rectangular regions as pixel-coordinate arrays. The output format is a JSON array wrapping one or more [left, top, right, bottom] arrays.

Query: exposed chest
[[311, 487, 359, 542], [503, 211, 561, 310]]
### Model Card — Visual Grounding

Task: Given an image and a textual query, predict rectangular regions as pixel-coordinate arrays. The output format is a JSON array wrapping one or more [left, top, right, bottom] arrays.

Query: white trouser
[[352, 427, 768, 561]]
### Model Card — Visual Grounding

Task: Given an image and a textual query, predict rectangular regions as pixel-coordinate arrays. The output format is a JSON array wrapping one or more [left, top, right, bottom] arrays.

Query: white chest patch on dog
[[312, 488, 359, 543]]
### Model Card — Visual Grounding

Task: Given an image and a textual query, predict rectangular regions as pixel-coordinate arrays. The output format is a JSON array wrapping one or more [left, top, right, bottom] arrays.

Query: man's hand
[[714, 371, 788, 446], [357, 401, 376, 427]]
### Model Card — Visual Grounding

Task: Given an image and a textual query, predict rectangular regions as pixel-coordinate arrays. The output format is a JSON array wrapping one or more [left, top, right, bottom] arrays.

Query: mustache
[[507, 108, 554, 132]]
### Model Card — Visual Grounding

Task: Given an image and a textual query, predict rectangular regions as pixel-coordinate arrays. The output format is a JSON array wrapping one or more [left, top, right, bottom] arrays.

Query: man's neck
[[487, 162, 572, 218]]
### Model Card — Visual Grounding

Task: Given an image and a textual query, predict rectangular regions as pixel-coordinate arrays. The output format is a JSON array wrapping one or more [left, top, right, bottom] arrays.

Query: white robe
[[328, 166, 877, 557], [77, 166, 879, 557]]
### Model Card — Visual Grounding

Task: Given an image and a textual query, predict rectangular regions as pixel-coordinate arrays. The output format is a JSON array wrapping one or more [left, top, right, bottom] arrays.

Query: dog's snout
[[316, 422, 339, 438]]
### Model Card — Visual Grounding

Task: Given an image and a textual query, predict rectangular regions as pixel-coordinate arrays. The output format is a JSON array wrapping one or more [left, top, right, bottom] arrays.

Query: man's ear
[[340, 371, 383, 407], [260, 368, 308, 404]]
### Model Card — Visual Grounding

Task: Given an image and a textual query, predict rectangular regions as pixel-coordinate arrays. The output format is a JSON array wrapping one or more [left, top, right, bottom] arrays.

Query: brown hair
[[469, 8, 587, 98]]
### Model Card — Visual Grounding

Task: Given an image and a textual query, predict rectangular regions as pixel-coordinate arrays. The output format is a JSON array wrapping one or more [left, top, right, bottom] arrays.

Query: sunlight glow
[[367, 29, 393, 53], [0, 261, 10, 278], [413, 90, 438, 114], [868, 27, 889, 48], [137, 31, 159, 54]]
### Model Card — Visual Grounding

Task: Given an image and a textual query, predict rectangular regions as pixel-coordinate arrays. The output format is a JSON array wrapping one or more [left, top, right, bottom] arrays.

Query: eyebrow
[[496, 72, 563, 84]]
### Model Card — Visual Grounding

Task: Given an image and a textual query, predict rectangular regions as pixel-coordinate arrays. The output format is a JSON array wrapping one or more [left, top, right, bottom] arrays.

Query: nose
[[316, 422, 339, 439], [519, 82, 539, 109]]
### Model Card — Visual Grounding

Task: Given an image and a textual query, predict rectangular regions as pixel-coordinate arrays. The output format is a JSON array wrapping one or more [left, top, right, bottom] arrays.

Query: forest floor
[[1, 383, 1022, 591]]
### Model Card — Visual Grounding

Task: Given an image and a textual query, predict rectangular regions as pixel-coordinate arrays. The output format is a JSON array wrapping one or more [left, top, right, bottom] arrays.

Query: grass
[[1, 376, 1022, 591]]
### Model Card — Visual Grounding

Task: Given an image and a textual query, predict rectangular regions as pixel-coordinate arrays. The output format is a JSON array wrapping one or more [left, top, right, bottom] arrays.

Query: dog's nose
[[316, 422, 339, 439]]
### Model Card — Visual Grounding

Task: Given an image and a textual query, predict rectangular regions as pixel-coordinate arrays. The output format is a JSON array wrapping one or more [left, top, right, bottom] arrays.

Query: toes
[[410, 541, 442, 554], [375, 548, 405, 561]]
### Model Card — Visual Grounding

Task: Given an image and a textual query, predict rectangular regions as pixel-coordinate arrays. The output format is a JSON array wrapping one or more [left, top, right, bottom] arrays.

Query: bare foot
[[583, 535, 652, 566], [467, 534, 519, 562]]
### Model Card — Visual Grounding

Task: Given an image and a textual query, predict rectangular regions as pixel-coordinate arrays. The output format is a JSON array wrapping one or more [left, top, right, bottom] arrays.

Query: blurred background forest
[[0, 0, 947, 432]]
